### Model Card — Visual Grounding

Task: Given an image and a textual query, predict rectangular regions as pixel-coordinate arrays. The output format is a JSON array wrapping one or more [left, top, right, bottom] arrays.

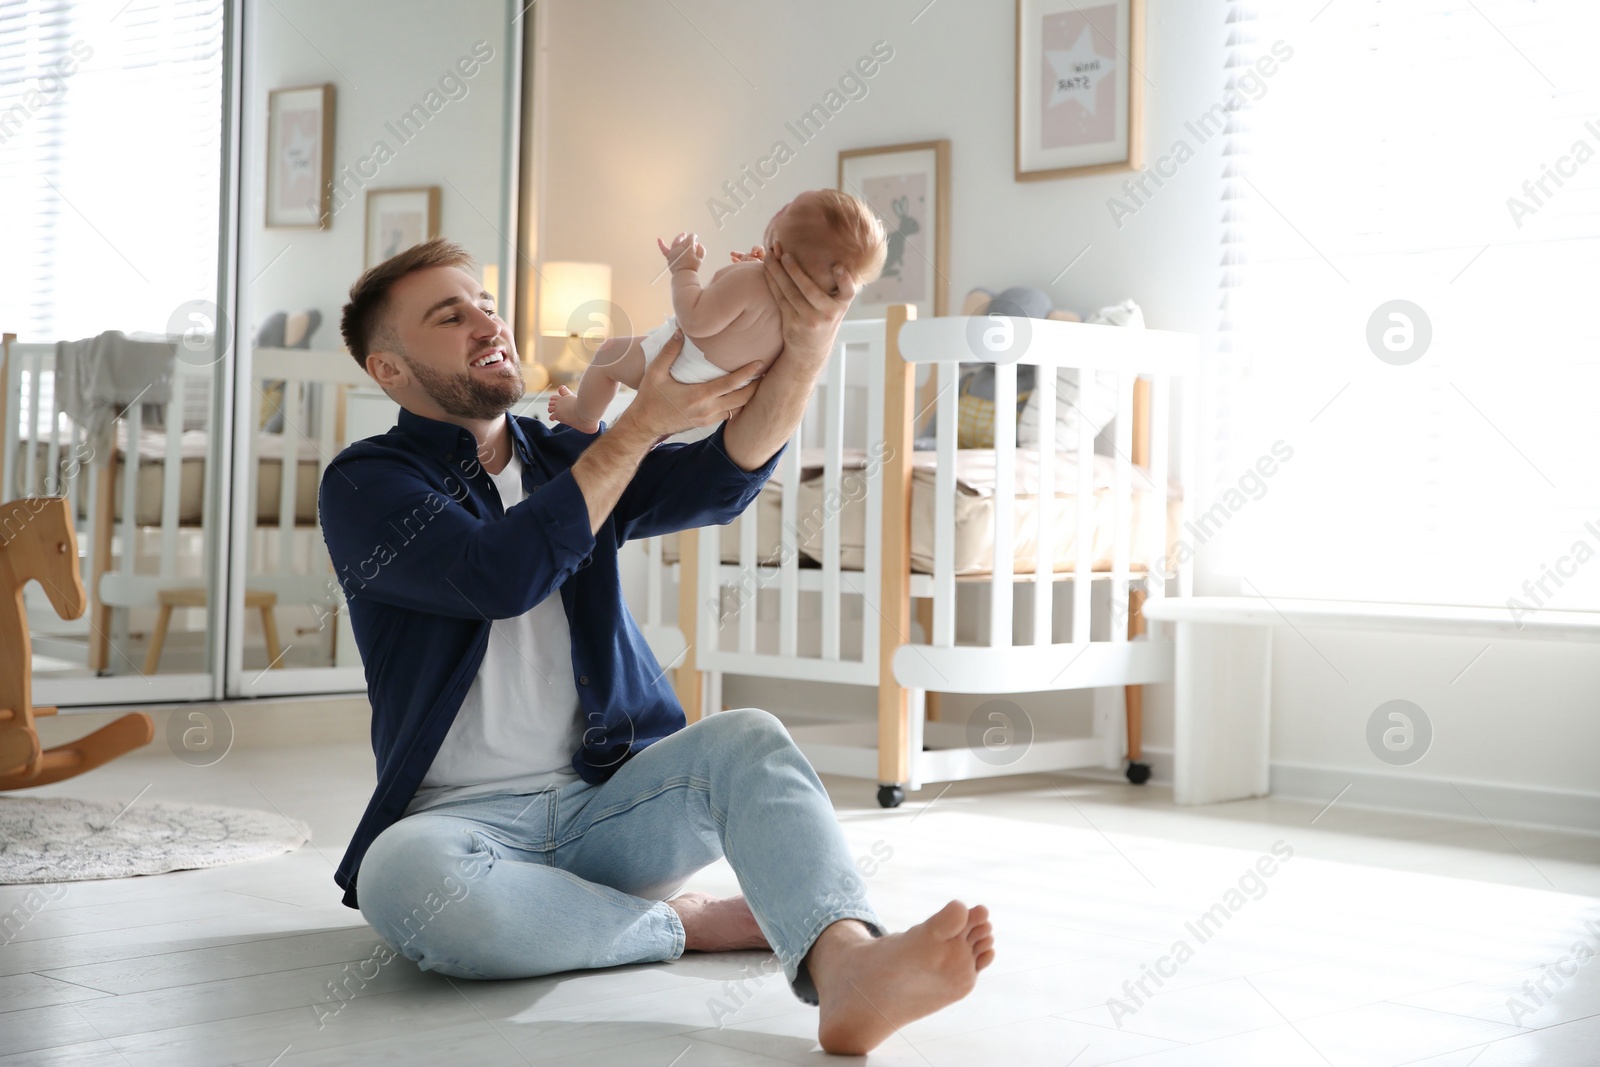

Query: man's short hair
[[340, 237, 479, 369]]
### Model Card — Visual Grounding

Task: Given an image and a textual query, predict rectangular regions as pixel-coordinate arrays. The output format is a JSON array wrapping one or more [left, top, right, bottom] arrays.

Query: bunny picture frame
[[838, 140, 950, 319]]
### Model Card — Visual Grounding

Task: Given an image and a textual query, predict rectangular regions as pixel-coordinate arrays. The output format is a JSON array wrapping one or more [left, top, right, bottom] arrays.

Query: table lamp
[[538, 261, 612, 385]]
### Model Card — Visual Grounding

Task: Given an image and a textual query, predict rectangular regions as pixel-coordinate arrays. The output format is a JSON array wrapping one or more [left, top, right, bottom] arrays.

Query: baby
[[548, 189, 887, 433]]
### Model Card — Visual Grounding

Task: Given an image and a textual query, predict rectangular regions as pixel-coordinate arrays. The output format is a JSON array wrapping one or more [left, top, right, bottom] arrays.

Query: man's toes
[[976, 947, 996, 970], [967, 921, 992, 944], [927, 900, 971, 939]]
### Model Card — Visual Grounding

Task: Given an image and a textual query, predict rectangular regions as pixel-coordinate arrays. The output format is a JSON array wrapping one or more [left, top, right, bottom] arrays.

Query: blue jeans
[[356, 708, 887, 1004]]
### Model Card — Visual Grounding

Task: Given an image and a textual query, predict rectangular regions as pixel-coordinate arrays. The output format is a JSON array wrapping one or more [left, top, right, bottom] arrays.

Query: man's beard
[[401, 351, 524, 421]]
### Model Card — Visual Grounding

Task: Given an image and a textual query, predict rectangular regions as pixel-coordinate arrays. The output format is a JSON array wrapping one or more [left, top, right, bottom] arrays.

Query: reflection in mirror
[[0, 1, 228, 688], [241, 1, 516, 682]]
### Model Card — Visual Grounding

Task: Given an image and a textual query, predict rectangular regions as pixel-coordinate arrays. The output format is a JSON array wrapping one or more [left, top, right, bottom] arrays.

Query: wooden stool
[[143, 587, 283, 674]]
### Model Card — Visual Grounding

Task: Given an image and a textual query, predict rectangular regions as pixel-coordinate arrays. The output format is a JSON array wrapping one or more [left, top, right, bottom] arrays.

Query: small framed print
[[265, 84, 334, 228], [838, 140, 950, 319], [1016, 0, 1144, 181], [363, 187, 441, 269]]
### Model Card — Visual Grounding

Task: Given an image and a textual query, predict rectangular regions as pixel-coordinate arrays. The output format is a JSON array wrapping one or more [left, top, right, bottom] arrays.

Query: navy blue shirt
[[318, 407, 781, 909]]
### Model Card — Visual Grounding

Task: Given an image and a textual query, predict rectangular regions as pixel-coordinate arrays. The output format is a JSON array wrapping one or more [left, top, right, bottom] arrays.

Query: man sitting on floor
[[318, 234, 994, 1055]]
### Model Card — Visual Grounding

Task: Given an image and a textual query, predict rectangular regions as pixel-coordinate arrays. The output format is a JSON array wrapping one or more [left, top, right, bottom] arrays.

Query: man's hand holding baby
[[612, 329, 764, 444]]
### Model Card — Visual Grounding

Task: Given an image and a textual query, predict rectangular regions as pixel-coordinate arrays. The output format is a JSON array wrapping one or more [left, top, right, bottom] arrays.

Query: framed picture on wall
[[838, 140, 950, 319], [265, 84, 335, 228], [363, 187, 441, 269], [1015, 0, 1144, 180]]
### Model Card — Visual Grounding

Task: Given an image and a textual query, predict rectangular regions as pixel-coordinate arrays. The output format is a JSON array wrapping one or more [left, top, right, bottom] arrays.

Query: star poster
[[1039, 8, 1118, 150], [1016, 0, 1143, 181]]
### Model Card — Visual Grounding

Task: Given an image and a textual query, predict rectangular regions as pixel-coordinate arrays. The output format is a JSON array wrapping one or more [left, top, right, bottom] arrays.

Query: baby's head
[[764, 190, 887, 297]]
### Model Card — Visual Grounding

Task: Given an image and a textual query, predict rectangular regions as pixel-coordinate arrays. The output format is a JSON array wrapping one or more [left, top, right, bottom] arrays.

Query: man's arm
[[319, 455, 596, 621], [608, 420, 782, 545], [721, 244, 857, 472]]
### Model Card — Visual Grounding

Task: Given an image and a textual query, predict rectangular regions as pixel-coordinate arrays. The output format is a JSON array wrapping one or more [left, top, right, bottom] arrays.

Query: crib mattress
[[11, 430, 319, 527], [660, 448, 1181, 576]]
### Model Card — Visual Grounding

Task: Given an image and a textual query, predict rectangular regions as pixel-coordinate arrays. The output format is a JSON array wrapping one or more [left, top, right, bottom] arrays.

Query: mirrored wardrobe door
[[227, 0, 522, 696], [1, 0, 236, 704]]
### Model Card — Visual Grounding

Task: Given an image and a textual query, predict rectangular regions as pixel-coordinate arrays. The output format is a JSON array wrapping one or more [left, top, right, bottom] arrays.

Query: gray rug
[[0, 796, 313, 884]]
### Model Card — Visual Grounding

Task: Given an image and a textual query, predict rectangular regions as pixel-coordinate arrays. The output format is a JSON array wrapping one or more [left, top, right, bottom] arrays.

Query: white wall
[[550, 1, 1599, 821], [248, 0, 513, 346], [541, 0, 1221, 337]]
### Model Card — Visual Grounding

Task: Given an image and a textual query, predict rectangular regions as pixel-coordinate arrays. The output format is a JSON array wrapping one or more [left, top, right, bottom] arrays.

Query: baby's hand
[[547, 385, 600, 434], [658, 232, 705, 274], [729, 245, 765, 263]]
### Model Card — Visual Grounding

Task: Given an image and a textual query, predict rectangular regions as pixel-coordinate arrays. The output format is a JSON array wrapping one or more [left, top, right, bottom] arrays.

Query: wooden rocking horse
[[1, 497, 153, 790]]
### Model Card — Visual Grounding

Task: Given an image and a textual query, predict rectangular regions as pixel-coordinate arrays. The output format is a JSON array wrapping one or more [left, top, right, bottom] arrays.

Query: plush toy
[[962, 284, 1082, 323], [920, 285, 1141, 452], [255, 309, 323, 432]]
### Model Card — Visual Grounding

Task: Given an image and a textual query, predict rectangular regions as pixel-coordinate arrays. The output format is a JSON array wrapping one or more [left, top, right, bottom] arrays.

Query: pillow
[[1016, 300, 1144, 451]]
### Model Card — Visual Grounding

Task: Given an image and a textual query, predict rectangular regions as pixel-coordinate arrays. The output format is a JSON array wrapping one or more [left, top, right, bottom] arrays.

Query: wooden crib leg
[[674, 529, 704, 724], [142, 602, 175, 675], [1125, 587, 1151, 784], [259, 603, 283, 668]]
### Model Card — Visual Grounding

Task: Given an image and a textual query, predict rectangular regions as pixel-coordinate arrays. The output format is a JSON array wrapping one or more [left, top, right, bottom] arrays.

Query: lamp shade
[[538, 261, 612, 337]]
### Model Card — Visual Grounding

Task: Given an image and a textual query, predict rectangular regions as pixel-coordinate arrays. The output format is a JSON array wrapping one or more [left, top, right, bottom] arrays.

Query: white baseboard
[[37, 694, 371, 752], [1068, 746, 1600, 835]]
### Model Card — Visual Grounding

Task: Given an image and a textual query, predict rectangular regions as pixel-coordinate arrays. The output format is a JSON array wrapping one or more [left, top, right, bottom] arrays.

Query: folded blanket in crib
[[54, 330, 176, 453]]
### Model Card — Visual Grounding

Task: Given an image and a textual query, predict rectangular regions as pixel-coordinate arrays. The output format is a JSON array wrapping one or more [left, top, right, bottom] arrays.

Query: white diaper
[[639, 316, 728, 385]]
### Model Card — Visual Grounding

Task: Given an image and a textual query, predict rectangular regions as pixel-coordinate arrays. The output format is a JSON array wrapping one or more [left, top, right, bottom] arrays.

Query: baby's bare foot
[[667, 891, 770, 952], [547, 391, 599, 433], [809, 901, 994, 1056]]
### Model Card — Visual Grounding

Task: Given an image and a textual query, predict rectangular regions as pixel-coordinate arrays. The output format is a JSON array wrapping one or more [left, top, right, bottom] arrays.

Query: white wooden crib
[[629, 305, 1199, 806]]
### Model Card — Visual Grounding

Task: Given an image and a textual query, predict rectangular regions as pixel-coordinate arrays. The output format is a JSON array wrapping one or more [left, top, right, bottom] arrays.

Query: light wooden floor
[[3, 733, 1599, 1066]]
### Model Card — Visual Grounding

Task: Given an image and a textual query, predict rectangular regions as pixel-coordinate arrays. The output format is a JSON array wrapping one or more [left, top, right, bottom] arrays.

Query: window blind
[[0, 0, 225, 343], [1217, 0, 1600, 611]]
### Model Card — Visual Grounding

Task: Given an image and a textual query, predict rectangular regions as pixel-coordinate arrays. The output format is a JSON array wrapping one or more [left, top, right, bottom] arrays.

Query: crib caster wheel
[[877, 784, 905, 809], [1125, 761, 1152, 785]]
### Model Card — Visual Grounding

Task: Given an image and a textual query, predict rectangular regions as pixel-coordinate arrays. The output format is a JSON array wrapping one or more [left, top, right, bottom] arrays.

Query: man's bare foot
[[806, 900, 994, 1056], [666, 891, 770, 952]]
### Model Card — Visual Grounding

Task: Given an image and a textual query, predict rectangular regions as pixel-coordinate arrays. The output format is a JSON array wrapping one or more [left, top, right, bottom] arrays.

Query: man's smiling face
[[372, 265, 523, 421]]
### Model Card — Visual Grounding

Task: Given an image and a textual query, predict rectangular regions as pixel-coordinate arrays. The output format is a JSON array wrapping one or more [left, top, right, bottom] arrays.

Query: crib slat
[[860, 328, 885, 672], [1148, 375, 1171, 614], [738, 481, 758, 655], [119, 402, 143, 587], [42, 360, 61, 496], [1, 341, 19, 504], [1033, 368, 1057, 645], [1111, 372, 1134, 643], [24, 351, 44, 495], [934, 361, 957, 646], [158, 370, 186, 577], [646, 536, 663, 629], [990, 363, 1016, 647], [1072, 368, 1094, 643], [314, 379, 340, 603], [277, 380, 301, 574], [779, 426, 800, 657], [820, 351, 845, 661]]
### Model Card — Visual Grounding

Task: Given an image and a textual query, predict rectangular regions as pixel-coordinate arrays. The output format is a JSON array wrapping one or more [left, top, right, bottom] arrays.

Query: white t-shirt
[[404, 452, 584, 816]]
